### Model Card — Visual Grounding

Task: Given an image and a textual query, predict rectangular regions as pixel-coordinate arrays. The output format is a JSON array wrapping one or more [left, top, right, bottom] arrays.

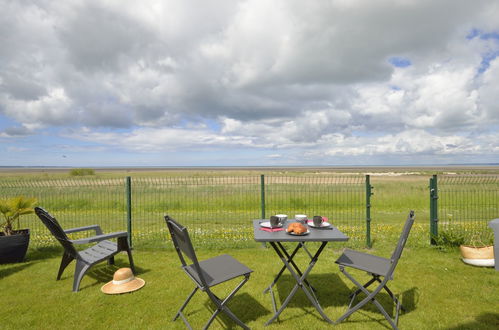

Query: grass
[[1, 168, 498, 328], [1, 224, 498, 330]]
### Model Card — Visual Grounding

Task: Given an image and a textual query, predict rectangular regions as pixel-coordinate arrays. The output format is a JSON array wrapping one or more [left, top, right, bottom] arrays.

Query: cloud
[[1, 0, 499, 165], [0, 125, 33, 138]]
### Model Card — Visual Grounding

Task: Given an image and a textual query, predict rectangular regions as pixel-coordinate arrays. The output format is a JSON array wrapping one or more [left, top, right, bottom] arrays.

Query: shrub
[[0, 196, 37, 235], [69, 168, 95, 176]]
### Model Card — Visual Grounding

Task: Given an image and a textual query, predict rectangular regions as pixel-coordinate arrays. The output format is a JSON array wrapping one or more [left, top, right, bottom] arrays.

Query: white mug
[[275, 214, 287, 224], [295, 214, 307, 224]]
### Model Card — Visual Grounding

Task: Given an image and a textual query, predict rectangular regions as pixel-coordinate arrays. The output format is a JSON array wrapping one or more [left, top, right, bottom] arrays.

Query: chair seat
[[335, 248, 392, 278], [79, 240, 119, 264], [184, 254, 253, 289]]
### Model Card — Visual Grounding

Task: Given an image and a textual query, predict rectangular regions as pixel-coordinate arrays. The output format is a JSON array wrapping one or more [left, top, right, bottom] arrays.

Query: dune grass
[[1, 229, 498, 329]]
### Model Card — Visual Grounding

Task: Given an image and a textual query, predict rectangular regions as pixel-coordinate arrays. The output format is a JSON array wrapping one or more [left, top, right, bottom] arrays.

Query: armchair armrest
[[70, 231, 128, 244], [64, 225, 104, 235]]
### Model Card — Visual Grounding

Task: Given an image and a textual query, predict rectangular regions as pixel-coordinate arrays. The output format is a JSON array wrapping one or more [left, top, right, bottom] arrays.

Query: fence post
[[260, 174, 265, 219], [126, 176, 132, 248], [429, 174, 438, 245], [366, 175, 373, 248]]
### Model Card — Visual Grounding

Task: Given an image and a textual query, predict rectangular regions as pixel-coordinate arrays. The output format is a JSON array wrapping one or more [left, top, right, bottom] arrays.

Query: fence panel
[[437, 175, 499, 242], [1, 175, 367, 248], [0, 178, 127, 246], [130, 176, 262, 248], [265, 175, 366, 245]]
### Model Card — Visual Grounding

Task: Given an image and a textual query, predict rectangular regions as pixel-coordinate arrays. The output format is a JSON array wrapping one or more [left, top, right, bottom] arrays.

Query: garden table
[[253, 219, 349, 325]]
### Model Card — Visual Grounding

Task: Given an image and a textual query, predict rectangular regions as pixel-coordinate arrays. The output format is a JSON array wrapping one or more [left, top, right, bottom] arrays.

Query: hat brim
[[101, 277, 145, 295]]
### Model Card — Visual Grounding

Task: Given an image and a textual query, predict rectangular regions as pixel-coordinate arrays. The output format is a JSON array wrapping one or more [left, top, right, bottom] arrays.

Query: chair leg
[[118, 237, 136, 273], [204, 275, 250, 330], [349, 276, 377, 298], [107, 256, 115, 265], [73, 261, 91, 292], [336, 267, 399, 330], [348, 276, 378, 308], [57, 252, 74, 280], [204, 302, 249, 330], [126, 249, 135, 273], [383, 284, 406, 312], [173, 286, 198, 330]]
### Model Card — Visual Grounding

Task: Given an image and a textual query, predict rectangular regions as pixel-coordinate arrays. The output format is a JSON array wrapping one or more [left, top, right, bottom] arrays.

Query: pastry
[[286, 222, 307, 234]]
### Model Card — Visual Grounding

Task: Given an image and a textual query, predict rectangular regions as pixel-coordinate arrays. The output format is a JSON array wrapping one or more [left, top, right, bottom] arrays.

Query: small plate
[[287, 229, 310, 236], [260, 221, 283, 229], [308, 222, 331, 228]]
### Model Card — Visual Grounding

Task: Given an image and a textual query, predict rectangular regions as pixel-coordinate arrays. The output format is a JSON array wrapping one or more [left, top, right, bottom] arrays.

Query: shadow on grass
[[0, 246, 61, 279], [26, 245, 63, 261], [334, 286, 419, 316], [445, 312, 499, 330], [400, 286, 419, 313], [331, 286, 419, 329], [0, 262, 36, 279], [273, 273, 419, 325], [205, 292, 270, 328], [51, 257, 150, 292], [275, 273, 351, 308], [80, 262, 150, 290]]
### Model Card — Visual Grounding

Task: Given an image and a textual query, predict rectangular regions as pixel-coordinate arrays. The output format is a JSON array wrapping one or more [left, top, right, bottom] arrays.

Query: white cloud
[[1, 0, 499, 165]]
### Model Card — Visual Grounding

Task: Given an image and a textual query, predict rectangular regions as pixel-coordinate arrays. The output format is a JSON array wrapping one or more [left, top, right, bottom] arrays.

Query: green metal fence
[[130, 176, 262, 248], [0, 178, 128, 246], [264, 175, 368, 246], [0, 175, 368, 248], [430, 174, 499, 244]]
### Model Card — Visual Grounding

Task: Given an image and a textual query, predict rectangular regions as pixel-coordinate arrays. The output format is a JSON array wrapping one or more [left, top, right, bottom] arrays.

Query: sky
[[1, 0, 499, 167]]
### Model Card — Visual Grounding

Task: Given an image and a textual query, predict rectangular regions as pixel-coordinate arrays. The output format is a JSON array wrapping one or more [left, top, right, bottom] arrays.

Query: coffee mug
[[270, 216, 280, 227], [295, 214, 307, 224], [275, 214, 287, 224], [313, 215, 324, 227]]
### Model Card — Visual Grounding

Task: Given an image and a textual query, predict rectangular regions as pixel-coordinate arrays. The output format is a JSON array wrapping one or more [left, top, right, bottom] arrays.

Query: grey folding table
[[253, 219, 349, 325]]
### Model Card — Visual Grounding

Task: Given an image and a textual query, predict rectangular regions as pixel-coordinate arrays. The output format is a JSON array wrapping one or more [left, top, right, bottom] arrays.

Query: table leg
[[263, 242, 303, 294], [265, 241, 334, 325], [264, 242, 303, 318], [278, 242, 317, 293]]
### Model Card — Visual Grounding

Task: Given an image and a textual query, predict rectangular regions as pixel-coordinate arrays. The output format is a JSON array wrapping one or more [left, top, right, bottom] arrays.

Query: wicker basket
[[460, 245, 494, 259]]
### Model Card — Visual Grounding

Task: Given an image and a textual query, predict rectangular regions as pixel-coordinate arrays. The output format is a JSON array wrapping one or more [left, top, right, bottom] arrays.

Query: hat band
[[112, 276, 134, 285]]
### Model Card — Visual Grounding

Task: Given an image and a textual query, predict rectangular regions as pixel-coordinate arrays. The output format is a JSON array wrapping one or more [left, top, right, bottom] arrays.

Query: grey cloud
[[0, 73, 47, 101], [1, 126, 33, 137], [79, 102, 133, 128], [56, 2, 154, 73]]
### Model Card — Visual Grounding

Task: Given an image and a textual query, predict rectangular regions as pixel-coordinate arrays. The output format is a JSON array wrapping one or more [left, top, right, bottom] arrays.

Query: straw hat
[[101, 268, 145, 294]]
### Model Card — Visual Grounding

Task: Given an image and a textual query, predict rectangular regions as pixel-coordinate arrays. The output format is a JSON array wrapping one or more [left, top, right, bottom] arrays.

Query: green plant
[[0, 196, 37, 235], [463, 230, 494, 248], [432, 230, 464, 247], [432, 214, 465, 248], [69, 168, 95, 176]]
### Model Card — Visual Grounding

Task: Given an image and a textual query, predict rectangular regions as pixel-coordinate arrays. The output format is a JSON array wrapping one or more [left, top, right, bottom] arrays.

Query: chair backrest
[[34, 207, 79, 258], [165, 215, 208, 288], [388, 210, 415, 274]]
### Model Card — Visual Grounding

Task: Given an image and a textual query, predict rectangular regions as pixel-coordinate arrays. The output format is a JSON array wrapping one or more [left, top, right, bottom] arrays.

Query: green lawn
[[1, 241, 498, 329], [1, 168, 498, 329]]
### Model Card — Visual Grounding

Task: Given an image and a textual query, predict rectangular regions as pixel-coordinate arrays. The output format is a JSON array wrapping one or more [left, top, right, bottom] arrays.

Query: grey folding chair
[[35, 207, 135, 292], [165, 215, 253, 330], [335, 211, 415, 330]]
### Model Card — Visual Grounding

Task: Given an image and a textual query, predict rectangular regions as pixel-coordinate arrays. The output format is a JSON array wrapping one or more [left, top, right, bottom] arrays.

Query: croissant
[[286, 222, 307, 234]]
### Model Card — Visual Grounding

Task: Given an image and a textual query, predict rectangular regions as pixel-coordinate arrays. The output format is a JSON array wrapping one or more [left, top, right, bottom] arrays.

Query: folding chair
[[165, 215, 253, 329], [335, 211, 415, 330]]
